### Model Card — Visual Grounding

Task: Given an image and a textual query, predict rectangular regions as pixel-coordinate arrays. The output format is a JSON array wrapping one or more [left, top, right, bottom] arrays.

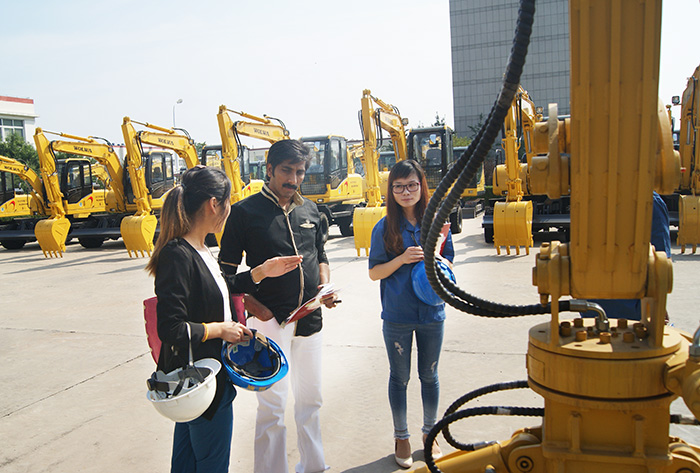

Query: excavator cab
[[408, 127, 465, 234], [300, 136, 348, 196], [200, 145, 262, 197], [144, 152, 175, 199], [299, 135, 364, 238], [58, 159, 94, 204], [123, 152, 175, 204]]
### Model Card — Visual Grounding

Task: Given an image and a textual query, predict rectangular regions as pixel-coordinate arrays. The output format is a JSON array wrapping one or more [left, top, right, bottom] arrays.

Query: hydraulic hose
[[424, 405, 544, 473], [420, 0, 549, 319], [441, 380, 530, 450]]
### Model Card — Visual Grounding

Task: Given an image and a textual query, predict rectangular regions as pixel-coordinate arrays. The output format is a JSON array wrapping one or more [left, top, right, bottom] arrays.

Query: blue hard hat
[[221, 330, 288, 392], [411, 259, 456, 306]]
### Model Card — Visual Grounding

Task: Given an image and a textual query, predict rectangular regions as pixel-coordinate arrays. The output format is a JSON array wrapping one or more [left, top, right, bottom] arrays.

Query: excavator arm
[[39, 130, 127, 212], [216, 106, 289, 204], [33, 128, 71, 256], [491, 86, 539, 255], [353, 89, 410, 256], [120, 117, 192, 257]]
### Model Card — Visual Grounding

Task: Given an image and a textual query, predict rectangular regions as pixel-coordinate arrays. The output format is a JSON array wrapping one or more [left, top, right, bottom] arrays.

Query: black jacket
[[219, 186, 329, 336], [154, 238, 256, 420]]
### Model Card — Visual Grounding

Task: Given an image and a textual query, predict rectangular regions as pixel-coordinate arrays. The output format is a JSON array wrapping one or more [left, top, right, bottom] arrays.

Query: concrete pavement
[[2, 217, 700, 472]]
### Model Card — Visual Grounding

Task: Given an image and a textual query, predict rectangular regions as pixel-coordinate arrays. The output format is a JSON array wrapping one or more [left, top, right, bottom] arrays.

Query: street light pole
[[172, 98, 183, 127]]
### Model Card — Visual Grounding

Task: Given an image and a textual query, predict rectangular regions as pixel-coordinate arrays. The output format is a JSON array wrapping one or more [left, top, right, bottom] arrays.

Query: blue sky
[[2, 0, 697, 147]]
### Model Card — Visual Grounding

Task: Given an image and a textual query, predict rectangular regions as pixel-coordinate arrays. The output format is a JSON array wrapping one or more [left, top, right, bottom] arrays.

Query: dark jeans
[[382, 320, 444, 440], [171, 381, 235, 473]]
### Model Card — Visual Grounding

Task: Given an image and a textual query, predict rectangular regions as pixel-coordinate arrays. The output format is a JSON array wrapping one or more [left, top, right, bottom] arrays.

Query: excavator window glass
[[147, 152, 175, 199], [0, 172, 12, 203], [61, 160, 93, 204], [410, 131, 444, 189], [299, 139, 328, 196], [379, 151, 396, 172], [164, 154, 173, 181], [328, 138, 346, 189]]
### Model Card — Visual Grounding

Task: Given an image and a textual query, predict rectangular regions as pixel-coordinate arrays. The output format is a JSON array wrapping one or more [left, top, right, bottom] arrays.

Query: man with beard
[[219, 139, 338, 473]]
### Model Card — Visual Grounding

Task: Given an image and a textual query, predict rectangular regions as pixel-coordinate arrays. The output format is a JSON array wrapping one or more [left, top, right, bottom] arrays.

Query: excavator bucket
[[121, 214, 158, 257], [492, 200, 533, 256], [353, 206, 386, 256], [678, 195, 700, 254], [35, 216, 71, 258]]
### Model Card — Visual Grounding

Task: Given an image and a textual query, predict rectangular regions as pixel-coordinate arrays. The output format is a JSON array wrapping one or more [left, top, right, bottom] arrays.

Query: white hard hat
[[146, 323, 221, 423]]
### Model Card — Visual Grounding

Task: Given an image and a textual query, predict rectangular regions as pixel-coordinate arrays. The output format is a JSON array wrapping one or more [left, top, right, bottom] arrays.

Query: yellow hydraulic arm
[[677, 65, 700, 253], [353, 89, 409, 256], [121, 117, 198, 257], [0, 155, 45, 216], [38, 130, 127, 213], [417, 2, 700, 473], [216, 105, 289, 204]]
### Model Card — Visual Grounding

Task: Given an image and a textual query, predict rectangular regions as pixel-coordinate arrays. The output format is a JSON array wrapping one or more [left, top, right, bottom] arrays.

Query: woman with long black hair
[[146, 165, 301, 473]]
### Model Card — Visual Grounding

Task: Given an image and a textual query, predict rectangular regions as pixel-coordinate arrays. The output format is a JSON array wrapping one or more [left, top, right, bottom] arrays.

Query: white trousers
[[248, 317, 327, 473]]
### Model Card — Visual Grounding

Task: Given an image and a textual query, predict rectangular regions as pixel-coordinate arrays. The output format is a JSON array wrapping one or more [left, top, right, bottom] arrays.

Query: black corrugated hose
[[421, 0, 537, 471], [419, 0, 548, 320]]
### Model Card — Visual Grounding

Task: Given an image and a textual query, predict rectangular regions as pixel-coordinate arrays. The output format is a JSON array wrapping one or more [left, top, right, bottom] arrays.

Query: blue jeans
[[171, 381, 235, 473], [382, 320, 444, 440]]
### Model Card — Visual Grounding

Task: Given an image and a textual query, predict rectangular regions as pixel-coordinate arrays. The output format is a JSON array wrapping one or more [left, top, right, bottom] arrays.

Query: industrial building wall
[[0, 95, 38, 143], [449, 0, 570, 138]]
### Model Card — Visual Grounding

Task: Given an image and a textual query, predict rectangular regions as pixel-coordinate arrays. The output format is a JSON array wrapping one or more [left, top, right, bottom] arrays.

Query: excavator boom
[[353, 89, 410, 256]]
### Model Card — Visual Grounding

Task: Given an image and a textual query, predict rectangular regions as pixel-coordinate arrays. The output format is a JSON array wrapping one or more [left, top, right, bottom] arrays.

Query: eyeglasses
[[392, 182, 420, 194]]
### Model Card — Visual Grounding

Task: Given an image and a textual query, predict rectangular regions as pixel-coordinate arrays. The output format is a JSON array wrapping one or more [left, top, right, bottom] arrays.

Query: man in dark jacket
[[219, 139, 338, 473]]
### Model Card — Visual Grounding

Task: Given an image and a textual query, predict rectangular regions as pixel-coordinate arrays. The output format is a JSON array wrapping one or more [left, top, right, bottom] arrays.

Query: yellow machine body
[[417, 1, 700, 472], [677, 65, 700, 253], [678, 194, 700, 253]]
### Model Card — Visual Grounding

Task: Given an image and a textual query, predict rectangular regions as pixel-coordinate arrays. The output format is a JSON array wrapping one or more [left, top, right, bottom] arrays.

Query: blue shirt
[[368, 216, 455, 324]]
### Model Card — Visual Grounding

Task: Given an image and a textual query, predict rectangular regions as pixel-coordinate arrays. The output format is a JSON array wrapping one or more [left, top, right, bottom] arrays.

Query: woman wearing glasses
[[368, 160, 454, 468]]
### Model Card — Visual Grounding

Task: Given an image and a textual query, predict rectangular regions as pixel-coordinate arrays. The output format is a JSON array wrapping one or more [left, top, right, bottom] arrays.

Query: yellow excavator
[[33, 129, 114, 257], [415, 1, 699, 472], [203, 106, 290, 204], [675, 65, 700, 253], [299, 134, 365, 239], [352, 89, 409, 255], [0, 155, 45, 249], [487, 86, 557, 255], [121, 117, 199, 256]]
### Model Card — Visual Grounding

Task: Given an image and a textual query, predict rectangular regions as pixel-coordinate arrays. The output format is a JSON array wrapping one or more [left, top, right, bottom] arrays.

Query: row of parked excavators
[[0, 91, 486, 258]]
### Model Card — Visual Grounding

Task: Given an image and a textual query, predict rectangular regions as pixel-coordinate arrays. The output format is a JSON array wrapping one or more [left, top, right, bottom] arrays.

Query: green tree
[[432, 112, 445, 127], [195, 141, 207, 157], [453, 135, 472, 147], [0, 133, 39, 173]]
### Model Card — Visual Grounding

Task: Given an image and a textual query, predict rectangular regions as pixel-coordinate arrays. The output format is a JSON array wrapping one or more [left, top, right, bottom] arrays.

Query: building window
[[0, 118, 25, 140]]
